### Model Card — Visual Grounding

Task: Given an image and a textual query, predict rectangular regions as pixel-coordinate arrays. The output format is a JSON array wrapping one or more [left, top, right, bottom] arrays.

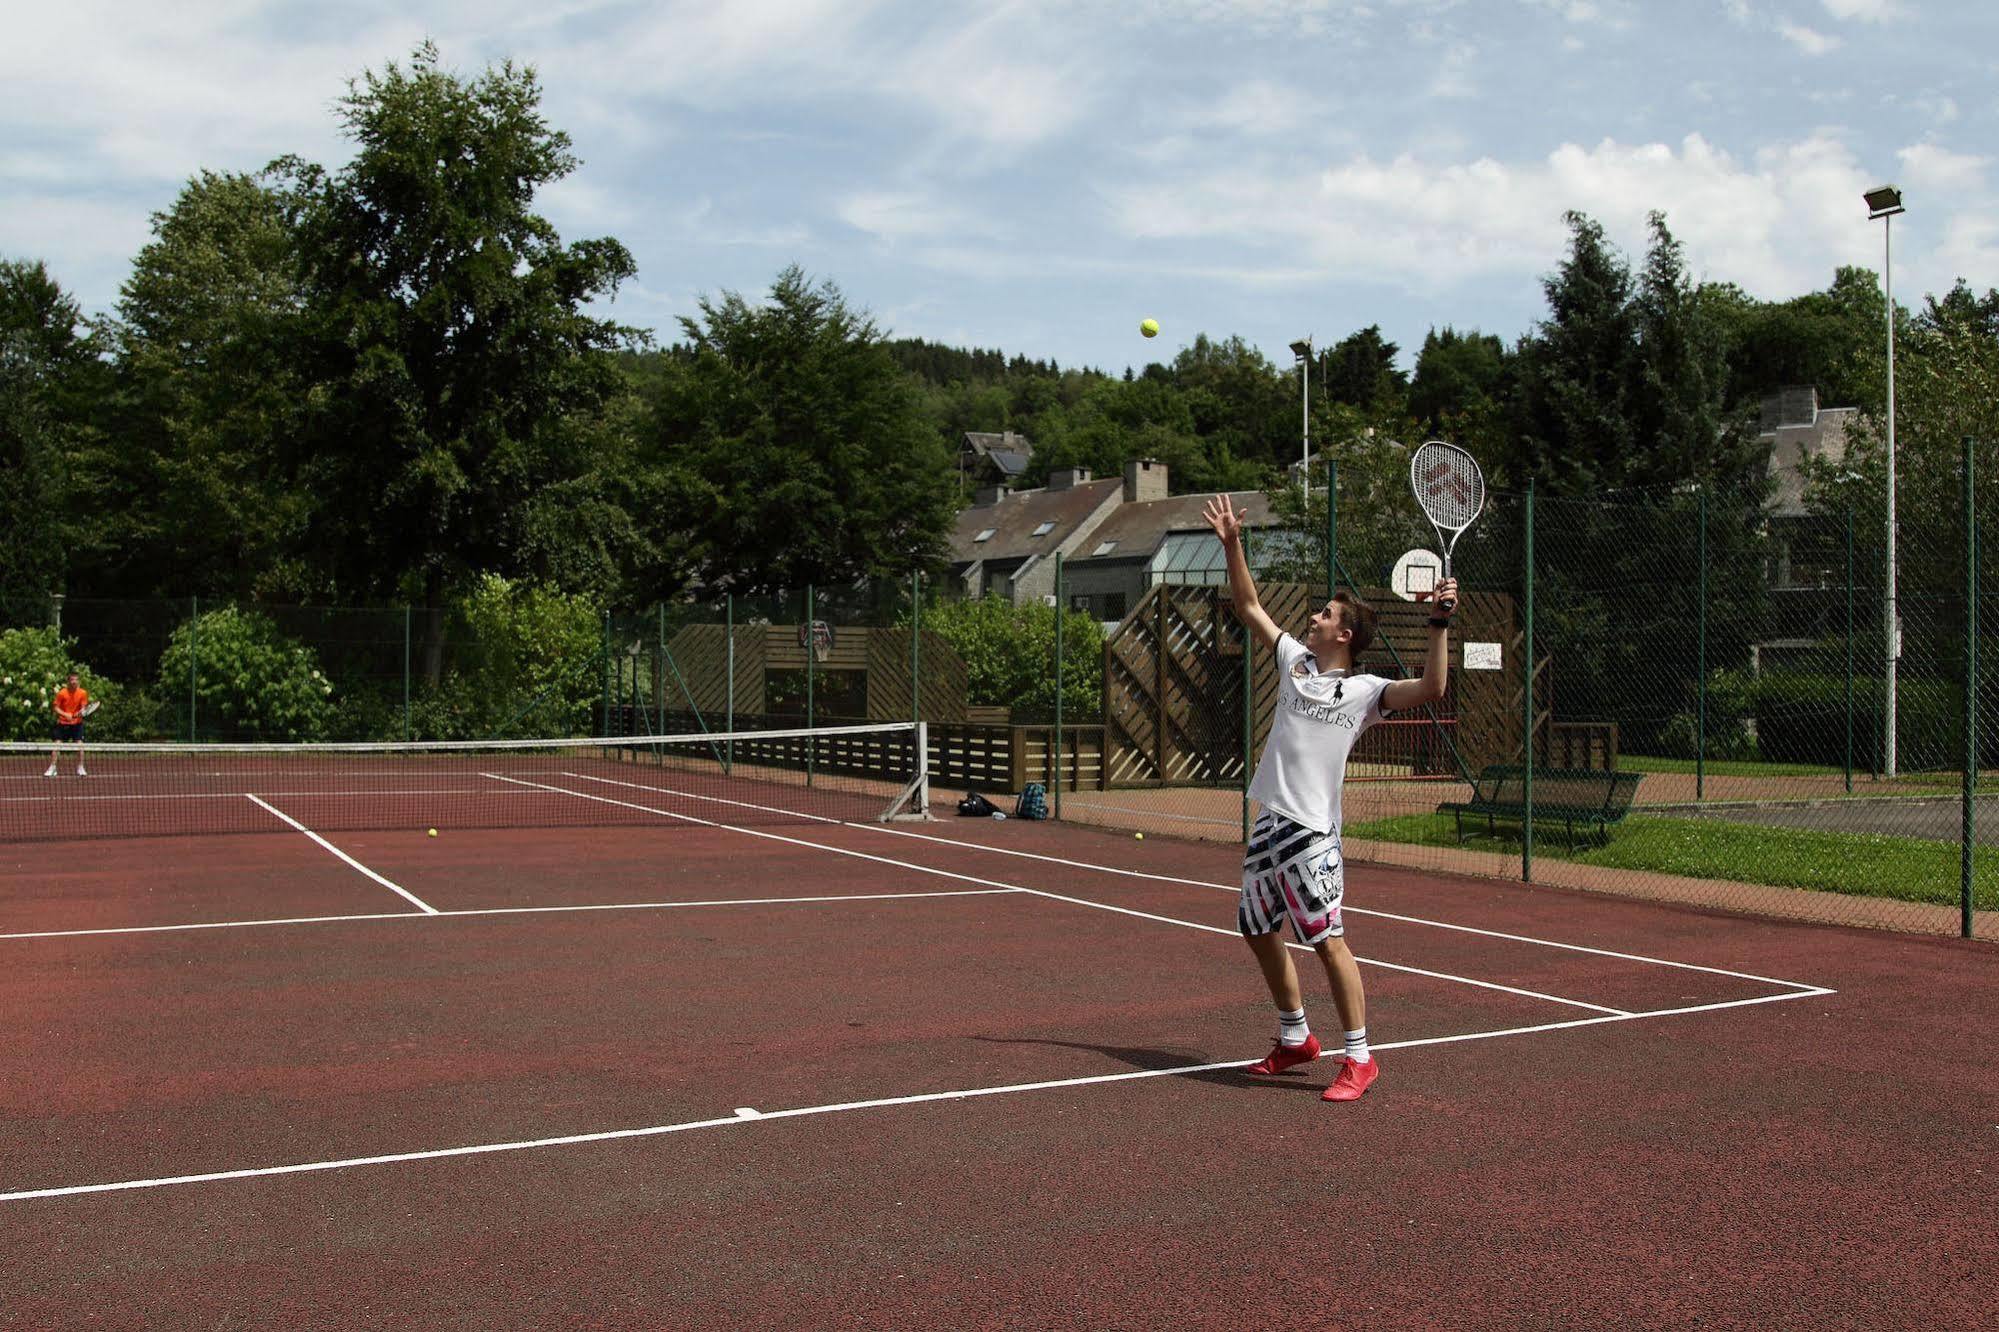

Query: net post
[[1054, 552, 1064, 820], [1523, 482, 1535, 884], [910, 568, 921, 729], [403, 605, 412, 742], [1697, 484, 1707, 802], [1964, 435, 1978, 939], [599, 611, 611, 739]]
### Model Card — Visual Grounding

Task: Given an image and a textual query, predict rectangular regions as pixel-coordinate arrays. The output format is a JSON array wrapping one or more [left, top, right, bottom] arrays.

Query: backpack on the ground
[[957, 791, 999, 817], [1014, 782, 1049, 820]]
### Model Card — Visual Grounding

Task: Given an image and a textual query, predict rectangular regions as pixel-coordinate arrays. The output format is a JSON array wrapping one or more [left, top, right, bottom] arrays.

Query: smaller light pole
[[1865, 184, 1905, 778], [1289, 337, 1313, 494]]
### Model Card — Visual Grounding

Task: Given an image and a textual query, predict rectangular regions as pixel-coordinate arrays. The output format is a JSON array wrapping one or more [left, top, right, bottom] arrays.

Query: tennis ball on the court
[[1140, 318, 1159, 338], [427, 828, 437, 837]]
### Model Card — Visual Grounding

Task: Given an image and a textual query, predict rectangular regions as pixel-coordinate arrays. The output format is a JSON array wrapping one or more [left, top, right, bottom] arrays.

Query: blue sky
[[5, 1, 1993, 374]]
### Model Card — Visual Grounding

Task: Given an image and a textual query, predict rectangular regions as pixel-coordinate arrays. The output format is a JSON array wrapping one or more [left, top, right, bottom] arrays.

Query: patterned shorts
[[1239, 810, 1345, 945]]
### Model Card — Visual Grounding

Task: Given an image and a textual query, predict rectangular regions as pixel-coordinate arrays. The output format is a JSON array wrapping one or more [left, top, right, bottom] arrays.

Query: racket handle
[[1439, 555, 1455, 614]]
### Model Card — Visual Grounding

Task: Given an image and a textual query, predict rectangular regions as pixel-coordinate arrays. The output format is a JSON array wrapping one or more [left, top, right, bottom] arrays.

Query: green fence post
[[188, 596, 198, 741], [401, 608, 413, 740], [1326, 459, 1339, 595], [1523, 483, 1535, 884], [1964, 436, 1978, 939], [1054, 554, 1065, 819], [1697, 485, 1707, 802], [600, 611, 611, 738], [1242, 598, 1254, 845], [725, 593, 735, 775], [1845, 504, 1855, 794], [805, 584, 815, 787]]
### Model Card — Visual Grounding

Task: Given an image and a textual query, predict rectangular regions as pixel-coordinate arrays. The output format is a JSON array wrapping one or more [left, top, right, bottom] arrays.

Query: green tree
[[1510, 211, 1637, 492], [917, 595, 1102, 722], [1409, 326, 1511, 438], [0, 260, 105, 595], [646, 266, 956, 597], [269, 43, 641, 669], [1322, 325, 1408, 414], [109, 172, 309, 598]]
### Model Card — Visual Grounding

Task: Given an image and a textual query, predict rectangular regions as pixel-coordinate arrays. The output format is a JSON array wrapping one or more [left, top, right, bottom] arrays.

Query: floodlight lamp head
[[1289, 338, 1313, 361], [1864, 185, 1905, 219]]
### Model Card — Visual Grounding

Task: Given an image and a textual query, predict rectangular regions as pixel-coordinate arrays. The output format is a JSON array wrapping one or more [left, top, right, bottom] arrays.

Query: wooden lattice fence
[[1104, 582, 1539, 788]]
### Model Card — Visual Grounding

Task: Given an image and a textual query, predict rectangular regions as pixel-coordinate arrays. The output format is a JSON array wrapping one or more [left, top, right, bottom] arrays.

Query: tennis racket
[[1408, 440, 1485, 614], [80, 701, 99, 718]]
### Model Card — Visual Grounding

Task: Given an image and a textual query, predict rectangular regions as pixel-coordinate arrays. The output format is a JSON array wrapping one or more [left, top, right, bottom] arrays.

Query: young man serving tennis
[[1204, 495, 1456, 1102]]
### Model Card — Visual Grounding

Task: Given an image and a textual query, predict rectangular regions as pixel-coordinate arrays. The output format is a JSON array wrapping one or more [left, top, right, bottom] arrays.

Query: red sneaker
[[1247, 1033, 1321, 1075], [1321, 1055, 1380, 1101]]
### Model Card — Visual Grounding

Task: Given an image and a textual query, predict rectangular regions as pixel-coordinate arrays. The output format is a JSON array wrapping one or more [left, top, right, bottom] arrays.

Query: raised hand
[[1203, 494, 1242, 545]]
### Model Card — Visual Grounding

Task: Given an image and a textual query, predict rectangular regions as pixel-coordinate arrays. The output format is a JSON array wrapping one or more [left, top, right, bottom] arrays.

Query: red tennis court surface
[[2, 783, 1994, 1329]]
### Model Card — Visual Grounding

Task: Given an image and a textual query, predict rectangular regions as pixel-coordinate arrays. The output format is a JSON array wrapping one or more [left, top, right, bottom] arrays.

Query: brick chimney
[[973, 484, 1005, 507], [1047, 466, 1092, 491], [1122, 457, 1167, 503]]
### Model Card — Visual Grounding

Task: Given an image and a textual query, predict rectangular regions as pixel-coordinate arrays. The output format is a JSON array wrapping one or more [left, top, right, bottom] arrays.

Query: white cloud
[[1185, 80, 1328, 138], [1897, 143, 1989, 193], [1821, 0, 1901, 21], [1428, 44, 1480, 99], [836, 191, 996, 245], [1721, 0, 1753, 24], [1099, 130, 1915, 300], [1778, 22, 1841, 54]]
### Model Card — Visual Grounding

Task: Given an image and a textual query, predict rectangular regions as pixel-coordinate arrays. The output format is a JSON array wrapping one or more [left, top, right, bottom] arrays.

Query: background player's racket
[[1408, 440, 1485, 614], [79, 701, 99, 717]]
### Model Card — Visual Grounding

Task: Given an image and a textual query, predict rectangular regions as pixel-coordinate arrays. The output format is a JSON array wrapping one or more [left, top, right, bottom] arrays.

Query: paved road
[[1664, 793, 1999, 846]]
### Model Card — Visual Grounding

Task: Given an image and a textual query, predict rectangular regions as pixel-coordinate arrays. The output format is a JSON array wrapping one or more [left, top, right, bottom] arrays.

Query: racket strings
[[1412, 443, 1485, 530]]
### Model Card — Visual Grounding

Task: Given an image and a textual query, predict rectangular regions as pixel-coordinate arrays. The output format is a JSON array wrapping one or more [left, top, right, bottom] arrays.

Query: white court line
[[496, 775, 1626, 1015], [568, 770, 1830, 995], [1008, 886, 1631, 1015], [244, 795, 438, 915], [0, 890, 1021, 942], [0, 987, 1824, 1204]]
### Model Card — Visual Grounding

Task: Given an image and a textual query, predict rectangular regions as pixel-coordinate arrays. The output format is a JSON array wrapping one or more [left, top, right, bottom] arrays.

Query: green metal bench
[[1437, 765, 1645, 846]]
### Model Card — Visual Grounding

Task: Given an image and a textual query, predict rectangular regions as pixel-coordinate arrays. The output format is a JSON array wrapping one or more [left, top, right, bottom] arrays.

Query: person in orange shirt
[[47, 673, 89, 777]]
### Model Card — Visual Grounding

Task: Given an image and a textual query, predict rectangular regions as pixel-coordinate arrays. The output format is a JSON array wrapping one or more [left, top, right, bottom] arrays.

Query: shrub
[[0, 626, 149, 740], [419, 575, 603, 739], [917, 596, 1104, 723], [1754, 671, 1959, 772], [158, 607, 335, 740]]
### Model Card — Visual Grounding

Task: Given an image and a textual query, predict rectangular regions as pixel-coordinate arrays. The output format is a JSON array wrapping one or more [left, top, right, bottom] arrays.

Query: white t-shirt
[[1246, 633, 1393, 836]]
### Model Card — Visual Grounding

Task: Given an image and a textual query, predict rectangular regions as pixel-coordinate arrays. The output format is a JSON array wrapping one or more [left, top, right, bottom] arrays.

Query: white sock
[[1278, 1008, 1311, 1047], [1344, 1028, 1370, 1064]]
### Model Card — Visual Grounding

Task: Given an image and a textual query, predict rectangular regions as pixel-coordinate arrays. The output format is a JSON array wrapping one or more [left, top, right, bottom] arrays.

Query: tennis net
[[1, 722, 929, 842]]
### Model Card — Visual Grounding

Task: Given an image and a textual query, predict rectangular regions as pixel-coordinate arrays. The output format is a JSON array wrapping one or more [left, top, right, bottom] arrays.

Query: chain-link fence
[[7, 448, 1987, 939], [997, 452, 1992, 942]]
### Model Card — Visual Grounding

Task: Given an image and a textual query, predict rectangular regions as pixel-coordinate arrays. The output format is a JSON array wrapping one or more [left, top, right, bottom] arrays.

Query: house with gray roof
[[958, 430, 1035, 492], [949, 466, 1123, 604], [948, 457, 1275, 624], [1059, 461, 1275, 622]]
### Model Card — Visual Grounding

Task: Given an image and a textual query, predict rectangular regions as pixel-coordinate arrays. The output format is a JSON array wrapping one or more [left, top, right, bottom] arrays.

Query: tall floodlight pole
[[1865, 185, 1905, 778], [1290, 337, 1313, 496]]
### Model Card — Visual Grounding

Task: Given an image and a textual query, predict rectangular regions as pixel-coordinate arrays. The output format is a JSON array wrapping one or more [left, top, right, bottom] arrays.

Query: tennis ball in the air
[[1140, 318, 1159, 338], [1134, 832, 1145, 840], [427, 828, 437, 837]]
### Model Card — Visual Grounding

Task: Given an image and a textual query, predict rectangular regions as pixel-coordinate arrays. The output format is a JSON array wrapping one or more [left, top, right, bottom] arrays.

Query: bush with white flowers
[[0, 627, 117, 742], [157, 607, 335, 740]]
